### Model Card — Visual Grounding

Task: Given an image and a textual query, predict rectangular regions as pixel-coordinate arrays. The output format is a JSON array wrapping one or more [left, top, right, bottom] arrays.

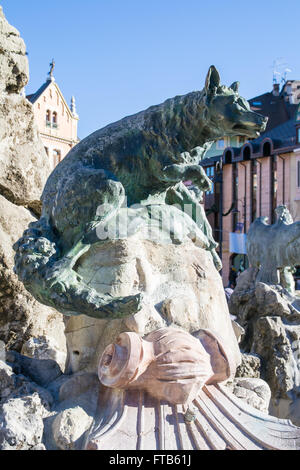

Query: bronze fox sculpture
[[14, 66, 267, 319]]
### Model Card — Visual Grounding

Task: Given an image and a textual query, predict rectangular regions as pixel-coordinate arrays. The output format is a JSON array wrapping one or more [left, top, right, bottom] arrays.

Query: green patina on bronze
[[13, 66, 267, 319]]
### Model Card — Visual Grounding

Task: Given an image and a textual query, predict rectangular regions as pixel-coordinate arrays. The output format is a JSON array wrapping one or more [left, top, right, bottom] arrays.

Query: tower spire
[[70, 96, 78, 118], [47, 58, 55, 82]]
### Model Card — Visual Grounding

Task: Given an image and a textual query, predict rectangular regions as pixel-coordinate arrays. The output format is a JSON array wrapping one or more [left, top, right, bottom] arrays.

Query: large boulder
[[52, 407, 93, 450], [0, 393, 48, 450], [0, 7, 51, 212], [0, 359, 53, 409], [230, 378, 271, 414], [0, 195, 66, 354], [0, 6, 28, 94]]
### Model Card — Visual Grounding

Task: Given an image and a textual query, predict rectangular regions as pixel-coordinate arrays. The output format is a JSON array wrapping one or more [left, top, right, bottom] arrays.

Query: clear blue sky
[[2, 0, 300, 139]]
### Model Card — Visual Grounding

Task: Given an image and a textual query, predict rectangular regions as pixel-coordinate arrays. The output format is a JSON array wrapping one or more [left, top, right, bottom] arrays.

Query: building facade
[[26, 65, 79, 168], [201, 82, 300, 286]]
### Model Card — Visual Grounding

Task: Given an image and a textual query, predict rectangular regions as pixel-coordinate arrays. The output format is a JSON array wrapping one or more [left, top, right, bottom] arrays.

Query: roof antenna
[[281, 68, 292, 86], [270, 58, 287, 85]]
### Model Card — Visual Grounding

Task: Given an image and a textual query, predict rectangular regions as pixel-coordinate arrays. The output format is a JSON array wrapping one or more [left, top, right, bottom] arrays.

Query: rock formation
[[0, 7, 66, 354], [229, 267, 300, 425]]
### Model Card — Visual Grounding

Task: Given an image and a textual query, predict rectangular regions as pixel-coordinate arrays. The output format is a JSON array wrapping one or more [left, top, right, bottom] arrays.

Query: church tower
[[26, 60, 80, 168]]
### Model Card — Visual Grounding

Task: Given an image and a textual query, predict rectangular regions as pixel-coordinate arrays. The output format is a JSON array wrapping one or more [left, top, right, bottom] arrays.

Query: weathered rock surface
[[0, 355, 60, 450], [0, 7, 66, 358], [229, 267, 300, 425], [0, 359, 53, 408], [0, 7, 51, 210], [52, 407, 93, 450], [236, 353, 262, 379], [231, 378, 271, 414], [21, 335, 67, 372], [6, 350, 62, 388], [0, 393, 48, 450], [0, 6, 28, 94], [0, 195, 66, 353]]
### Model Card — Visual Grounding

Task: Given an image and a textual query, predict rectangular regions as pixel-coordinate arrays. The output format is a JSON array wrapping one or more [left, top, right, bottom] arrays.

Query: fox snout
[[231, 111, 268, 138]]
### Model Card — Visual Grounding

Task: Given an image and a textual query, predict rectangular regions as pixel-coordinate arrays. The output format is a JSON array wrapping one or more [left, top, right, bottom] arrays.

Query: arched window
[[263, 141, 271, 157], [243, 146, 251, 160], [46, 110, 51, 126], [52, 111, 58, 128], [225, 150, 232, 164]]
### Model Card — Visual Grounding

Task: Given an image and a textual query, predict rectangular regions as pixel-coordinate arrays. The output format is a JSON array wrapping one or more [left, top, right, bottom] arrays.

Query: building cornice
[[40, 132, 79, 146]]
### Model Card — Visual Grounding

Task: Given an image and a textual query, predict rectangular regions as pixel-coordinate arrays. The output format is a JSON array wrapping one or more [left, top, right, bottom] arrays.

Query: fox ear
[[230, 81, 239, 93], [205, 66, 220, 95]]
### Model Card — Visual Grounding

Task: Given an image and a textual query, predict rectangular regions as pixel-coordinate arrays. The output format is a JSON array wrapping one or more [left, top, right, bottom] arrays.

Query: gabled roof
[[26, 78, 74, 119], [26, 80, 51, 104]]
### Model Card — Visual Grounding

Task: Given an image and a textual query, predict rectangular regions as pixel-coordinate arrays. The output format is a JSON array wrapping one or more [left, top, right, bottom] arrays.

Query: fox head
[[203, 66, 267, 140]]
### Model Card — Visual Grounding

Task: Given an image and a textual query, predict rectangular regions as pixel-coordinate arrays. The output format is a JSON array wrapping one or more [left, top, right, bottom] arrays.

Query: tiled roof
[[248, 91, 297, 132], [252, 118, 296, 150]]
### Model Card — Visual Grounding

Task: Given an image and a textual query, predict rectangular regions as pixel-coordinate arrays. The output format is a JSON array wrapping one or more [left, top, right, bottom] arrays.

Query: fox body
[[14, 66, 267, 319], [42, 67, 266, 249]]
